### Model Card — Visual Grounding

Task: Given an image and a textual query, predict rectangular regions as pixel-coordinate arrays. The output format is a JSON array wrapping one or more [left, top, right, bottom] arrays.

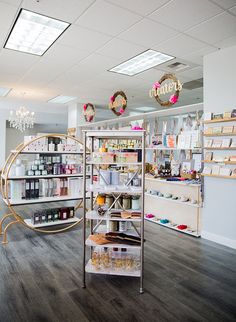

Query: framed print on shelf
[[212, 165, 220, 175], [222, 138, 231, 148], [203, 166, 212, 175], [205, 152, 213, 161]]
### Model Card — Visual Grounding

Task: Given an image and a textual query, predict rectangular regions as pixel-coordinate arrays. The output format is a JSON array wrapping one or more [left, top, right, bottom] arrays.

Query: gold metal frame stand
[[0, 133, 89, 244]]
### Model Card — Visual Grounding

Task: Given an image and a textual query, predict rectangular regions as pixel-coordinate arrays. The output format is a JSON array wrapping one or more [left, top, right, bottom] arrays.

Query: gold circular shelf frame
[[0, 133, 89, 243]]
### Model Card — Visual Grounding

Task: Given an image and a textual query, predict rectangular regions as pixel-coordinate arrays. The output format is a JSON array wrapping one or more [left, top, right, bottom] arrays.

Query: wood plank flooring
[[0, 200, 236, 322]]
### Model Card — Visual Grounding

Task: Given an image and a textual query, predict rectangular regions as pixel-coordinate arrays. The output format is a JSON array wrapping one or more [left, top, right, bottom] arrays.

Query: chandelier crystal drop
[[8, 106, 35, 132]]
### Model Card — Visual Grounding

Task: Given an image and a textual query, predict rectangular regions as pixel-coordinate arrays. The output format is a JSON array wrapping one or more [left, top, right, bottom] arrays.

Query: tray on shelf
[[85, 259, 141, 277]]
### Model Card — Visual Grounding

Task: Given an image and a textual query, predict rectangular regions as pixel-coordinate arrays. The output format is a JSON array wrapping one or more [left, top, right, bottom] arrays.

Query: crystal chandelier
[[8, 106, 35, 132]]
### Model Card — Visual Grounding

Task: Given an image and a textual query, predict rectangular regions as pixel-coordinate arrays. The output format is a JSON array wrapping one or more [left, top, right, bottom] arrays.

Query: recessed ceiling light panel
[[0, 87, 12, 97], [109, 49, 174, 76], [4, 9, 70, 56], [136, 106, 156, 112], [48, 95, 77, 104]]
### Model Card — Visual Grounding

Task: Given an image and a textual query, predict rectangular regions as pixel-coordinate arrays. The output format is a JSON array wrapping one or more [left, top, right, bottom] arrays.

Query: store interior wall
[[203, 45, 236, 249], [0, 113, 6, 168]]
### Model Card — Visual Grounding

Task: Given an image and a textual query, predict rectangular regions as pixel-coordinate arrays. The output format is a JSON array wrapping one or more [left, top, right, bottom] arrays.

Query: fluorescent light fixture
[[48, 95, 77, 104], [136, 106, 156, 112], [4, 9, 70, 56], [109, 49, 174, 76], [0, 87, 11, 97]]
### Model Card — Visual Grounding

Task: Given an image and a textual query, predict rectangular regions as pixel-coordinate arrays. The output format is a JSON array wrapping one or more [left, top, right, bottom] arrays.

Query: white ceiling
[[0, 0, 236, 121]]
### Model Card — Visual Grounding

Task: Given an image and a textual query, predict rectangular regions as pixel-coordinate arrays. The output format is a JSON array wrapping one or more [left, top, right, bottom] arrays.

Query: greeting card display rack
[[202, 116, 236, 179], [82, 130, 145, 293], [0, 134, 89, 244]]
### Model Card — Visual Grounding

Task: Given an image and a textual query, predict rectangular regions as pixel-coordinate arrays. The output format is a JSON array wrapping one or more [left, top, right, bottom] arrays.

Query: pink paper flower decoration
[[119, 108, 125, 114], [132, 126, 143, 130], [83, 104, 87, 111], [88, 115, 93, 122], [153, 81, 161, 89], [110, 96, 115, 103], [169, 94, 178, 104]]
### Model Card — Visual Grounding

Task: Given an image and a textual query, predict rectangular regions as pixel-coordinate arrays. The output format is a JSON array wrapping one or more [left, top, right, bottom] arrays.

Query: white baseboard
[[201, 231, 236, 249]]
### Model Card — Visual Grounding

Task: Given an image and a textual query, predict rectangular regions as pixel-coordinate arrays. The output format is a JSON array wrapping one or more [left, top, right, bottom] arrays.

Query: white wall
[[0, 112, 6, 168], [203, 45, 236, 249]]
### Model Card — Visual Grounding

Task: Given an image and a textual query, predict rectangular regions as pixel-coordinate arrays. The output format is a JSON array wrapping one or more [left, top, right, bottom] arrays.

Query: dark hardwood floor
[[0, 200, 236, 322]]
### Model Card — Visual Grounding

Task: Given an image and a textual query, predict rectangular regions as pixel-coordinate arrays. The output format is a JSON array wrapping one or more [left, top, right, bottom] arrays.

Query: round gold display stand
[[0, 134, 88, 244]]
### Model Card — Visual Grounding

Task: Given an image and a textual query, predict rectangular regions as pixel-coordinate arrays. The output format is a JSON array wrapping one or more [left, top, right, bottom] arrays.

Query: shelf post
[[140, 131, 145, 294], [82, 131, 87, 288]]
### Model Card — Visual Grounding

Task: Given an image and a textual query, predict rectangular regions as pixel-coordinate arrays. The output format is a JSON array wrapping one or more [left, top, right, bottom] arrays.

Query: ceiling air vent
[[167, 61, 189, 71], [183, 78, 203, 90]]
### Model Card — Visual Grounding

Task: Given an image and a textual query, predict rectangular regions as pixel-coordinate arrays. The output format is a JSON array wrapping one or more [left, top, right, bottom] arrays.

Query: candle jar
[[32, 212, 40, 225], [52, 208, 60, 221], [105, 195, 113, 208], [97, 194, 106, 206], [122, 195, 131, 209], [46, 210, 53, 222], [119, 221, 127, 232], [41, 211, 47, 223], [60, 208, 68, 220], [131, 196, 140, 210], [114, 196, 122, 209], [48, 142, 55, 152], [68, 207, 75, 218]]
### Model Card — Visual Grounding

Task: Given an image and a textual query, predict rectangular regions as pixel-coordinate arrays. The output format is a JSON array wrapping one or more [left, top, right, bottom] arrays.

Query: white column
[[67, 103, 86, 140], [0, 112, 6, 169], [203, 45, 236, 249]]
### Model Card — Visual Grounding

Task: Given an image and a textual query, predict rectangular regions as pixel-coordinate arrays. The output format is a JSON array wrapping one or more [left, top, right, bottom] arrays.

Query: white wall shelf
[[24, 217, 80, 228], [3, 195, 84, 206], [145, 176, 201, 187], [145, 193, 201, 208], [145, 217, 200, 237], [146, 147, 201, 151], [11, 150, 84, 155], [1, 173, 85, 180]]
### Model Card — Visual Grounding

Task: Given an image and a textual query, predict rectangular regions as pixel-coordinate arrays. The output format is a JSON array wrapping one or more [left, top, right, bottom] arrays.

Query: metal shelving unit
[[82, 130, 145, 293]]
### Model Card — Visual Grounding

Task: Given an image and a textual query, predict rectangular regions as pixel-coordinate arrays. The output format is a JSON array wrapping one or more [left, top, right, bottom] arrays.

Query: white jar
[[119, 221, 127, 232], [15, 159, 25, 176], [57, 143, 64, 152], [131, 196, 140, 210], [99, 170, 111, 185], [48, 142, 55, 152]]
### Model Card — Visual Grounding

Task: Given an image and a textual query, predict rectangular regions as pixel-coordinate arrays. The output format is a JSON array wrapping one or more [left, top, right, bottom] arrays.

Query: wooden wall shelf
[[202, 160, 236, 165], [201, 174, 236, 179], [203, 117, 236, 124], [203, 133, 236, 137], [204, 147, 236, 150]]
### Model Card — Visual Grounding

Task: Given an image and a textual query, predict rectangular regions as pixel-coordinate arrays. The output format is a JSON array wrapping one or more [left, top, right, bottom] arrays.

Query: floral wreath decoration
[[109, 90, 127, 116], [152, 74, 179, 107], [83, 103, 95, 122]]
